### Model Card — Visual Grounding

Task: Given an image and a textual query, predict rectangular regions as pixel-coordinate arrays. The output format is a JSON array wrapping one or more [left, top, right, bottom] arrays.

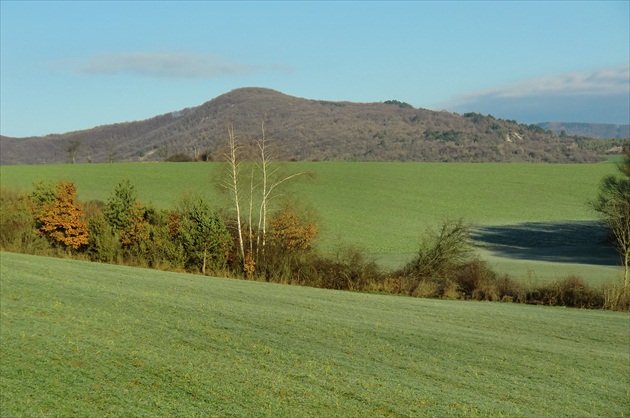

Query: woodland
[[2, 88, 626, 165]]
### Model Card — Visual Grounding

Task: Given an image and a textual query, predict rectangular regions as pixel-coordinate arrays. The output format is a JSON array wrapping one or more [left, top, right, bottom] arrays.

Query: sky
[[1, 1, 629, 138]]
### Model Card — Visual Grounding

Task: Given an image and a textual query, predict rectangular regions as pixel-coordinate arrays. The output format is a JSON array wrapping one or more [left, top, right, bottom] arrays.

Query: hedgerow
[[1, 182, 627, 311]]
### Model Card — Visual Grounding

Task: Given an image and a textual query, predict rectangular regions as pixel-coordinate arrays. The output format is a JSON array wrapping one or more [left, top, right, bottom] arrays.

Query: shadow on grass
[[472, 220, 618, 266]]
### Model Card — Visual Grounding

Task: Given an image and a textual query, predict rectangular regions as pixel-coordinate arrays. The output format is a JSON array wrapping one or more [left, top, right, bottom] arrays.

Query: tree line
[[2, 178, 628, 311]]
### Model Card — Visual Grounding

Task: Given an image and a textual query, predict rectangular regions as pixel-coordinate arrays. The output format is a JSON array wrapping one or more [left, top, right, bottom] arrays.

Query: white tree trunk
[[226, 125, 245, 263], [257, 121, 269, 258]]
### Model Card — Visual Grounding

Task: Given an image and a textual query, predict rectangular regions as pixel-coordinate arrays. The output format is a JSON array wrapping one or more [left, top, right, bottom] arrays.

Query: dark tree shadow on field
[[472, 221, 618, 266]]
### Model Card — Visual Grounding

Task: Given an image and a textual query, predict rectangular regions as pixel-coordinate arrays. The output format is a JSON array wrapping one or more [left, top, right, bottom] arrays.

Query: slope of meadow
[[1, 252, 628, 417], [0, 161, 622, 283]]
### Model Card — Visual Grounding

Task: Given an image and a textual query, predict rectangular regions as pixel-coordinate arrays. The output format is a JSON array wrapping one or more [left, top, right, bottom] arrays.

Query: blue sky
[[1, 1, 628, 138]]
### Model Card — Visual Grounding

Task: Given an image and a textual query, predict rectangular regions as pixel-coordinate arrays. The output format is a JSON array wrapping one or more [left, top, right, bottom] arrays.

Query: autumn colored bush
[[268, 208, 317, 253], [253, 206, 319, 282], [33, 182, 89, 250]]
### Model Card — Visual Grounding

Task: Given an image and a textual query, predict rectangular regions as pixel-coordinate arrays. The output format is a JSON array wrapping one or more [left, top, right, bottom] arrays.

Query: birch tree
[[223, 121, 309, 275], [224, 124, 245, 263], [254, 121, 305, 259]]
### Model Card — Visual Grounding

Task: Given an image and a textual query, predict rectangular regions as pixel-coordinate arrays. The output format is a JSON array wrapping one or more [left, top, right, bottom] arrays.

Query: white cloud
[[78, 51, 292, 79], [440, 66, 630, 124], [447, 66, 629, 105]]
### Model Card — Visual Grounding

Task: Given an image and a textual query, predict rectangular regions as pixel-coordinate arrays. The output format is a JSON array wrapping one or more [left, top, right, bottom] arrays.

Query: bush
[[252, 204, 319, 282], [33, 182, 89, 251], [0, 188, 48, 254], [312, 247, 382, 291], [86, 210, 120, 263], [142, 222, 186, 272], [401, 219, 472, 295], [410, 280, 440, 298], [404, 219, 472, 279], [105, 179, 149, 248], [173, 196, 233, 274], [533, 276, 604, 309], [268, 208, 317, 253], [165, 153, 194, 162], [602, 283, 630, 311], [454, 258, 501, 301]]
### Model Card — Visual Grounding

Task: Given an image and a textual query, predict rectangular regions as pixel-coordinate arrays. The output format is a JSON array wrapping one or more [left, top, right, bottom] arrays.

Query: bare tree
[[223, 121, 309, 274], [66, 138, 81, 164], [254, 120, 305, 259], [224, 124, 245, 263]]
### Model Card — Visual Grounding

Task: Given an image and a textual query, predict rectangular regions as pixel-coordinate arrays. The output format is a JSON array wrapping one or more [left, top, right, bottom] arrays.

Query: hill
[[2, 251, 628, 416], [537, 122, 630, 139], [0, 88, 603, 165]]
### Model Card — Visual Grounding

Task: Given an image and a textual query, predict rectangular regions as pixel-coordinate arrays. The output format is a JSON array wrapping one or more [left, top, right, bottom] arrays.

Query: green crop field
[[1, 251, 628, 417], [0, 161, 623, 283]]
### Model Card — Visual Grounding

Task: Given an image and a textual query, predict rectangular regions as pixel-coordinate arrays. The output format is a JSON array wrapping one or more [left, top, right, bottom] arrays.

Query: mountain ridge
[[0, 87, 609, 164], [536, 122, 630, 139]]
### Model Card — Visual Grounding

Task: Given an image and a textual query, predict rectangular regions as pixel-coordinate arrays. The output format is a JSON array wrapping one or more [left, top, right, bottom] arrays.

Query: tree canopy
[[593, 147, 630, 287]]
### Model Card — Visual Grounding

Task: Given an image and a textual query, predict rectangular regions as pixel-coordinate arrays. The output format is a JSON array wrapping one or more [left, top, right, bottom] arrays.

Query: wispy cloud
[[78, 51, 292, 79], [441, 66, 630, 124], [453, 66, 628, 103]]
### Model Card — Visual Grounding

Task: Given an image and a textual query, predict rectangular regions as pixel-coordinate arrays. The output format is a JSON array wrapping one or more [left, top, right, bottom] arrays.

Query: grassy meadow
[[0, 161, 623, 283], [1, 251, 628, 417]]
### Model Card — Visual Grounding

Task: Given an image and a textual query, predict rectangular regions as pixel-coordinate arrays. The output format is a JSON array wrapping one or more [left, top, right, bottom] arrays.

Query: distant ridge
[[1, 87, 604, 164], [537, 122, 630, 139]]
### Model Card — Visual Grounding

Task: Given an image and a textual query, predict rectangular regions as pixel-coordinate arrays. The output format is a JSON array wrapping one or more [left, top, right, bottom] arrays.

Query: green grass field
[[0, 161, 623, 283], [1, 251, 628, 417]]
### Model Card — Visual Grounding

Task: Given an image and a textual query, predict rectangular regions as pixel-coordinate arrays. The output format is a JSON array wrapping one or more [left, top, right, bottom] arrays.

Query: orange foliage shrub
[[268, 209, 317, 252], [35, 182, 88, 250], [243, 252, 256, 278]]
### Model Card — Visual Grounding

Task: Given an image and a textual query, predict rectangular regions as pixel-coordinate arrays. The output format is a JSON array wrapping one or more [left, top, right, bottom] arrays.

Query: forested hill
[[0, 87, 604, 164]]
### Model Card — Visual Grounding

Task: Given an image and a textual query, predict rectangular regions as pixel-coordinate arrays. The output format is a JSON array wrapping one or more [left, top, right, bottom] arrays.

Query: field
[[0, 161, 623, 283], [1, 251, 628, 417]]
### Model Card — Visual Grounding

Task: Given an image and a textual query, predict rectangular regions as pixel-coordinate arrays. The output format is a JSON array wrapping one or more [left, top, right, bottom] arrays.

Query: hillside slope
[[1, 252, 628, 417], [1, 88, 602, 164]]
